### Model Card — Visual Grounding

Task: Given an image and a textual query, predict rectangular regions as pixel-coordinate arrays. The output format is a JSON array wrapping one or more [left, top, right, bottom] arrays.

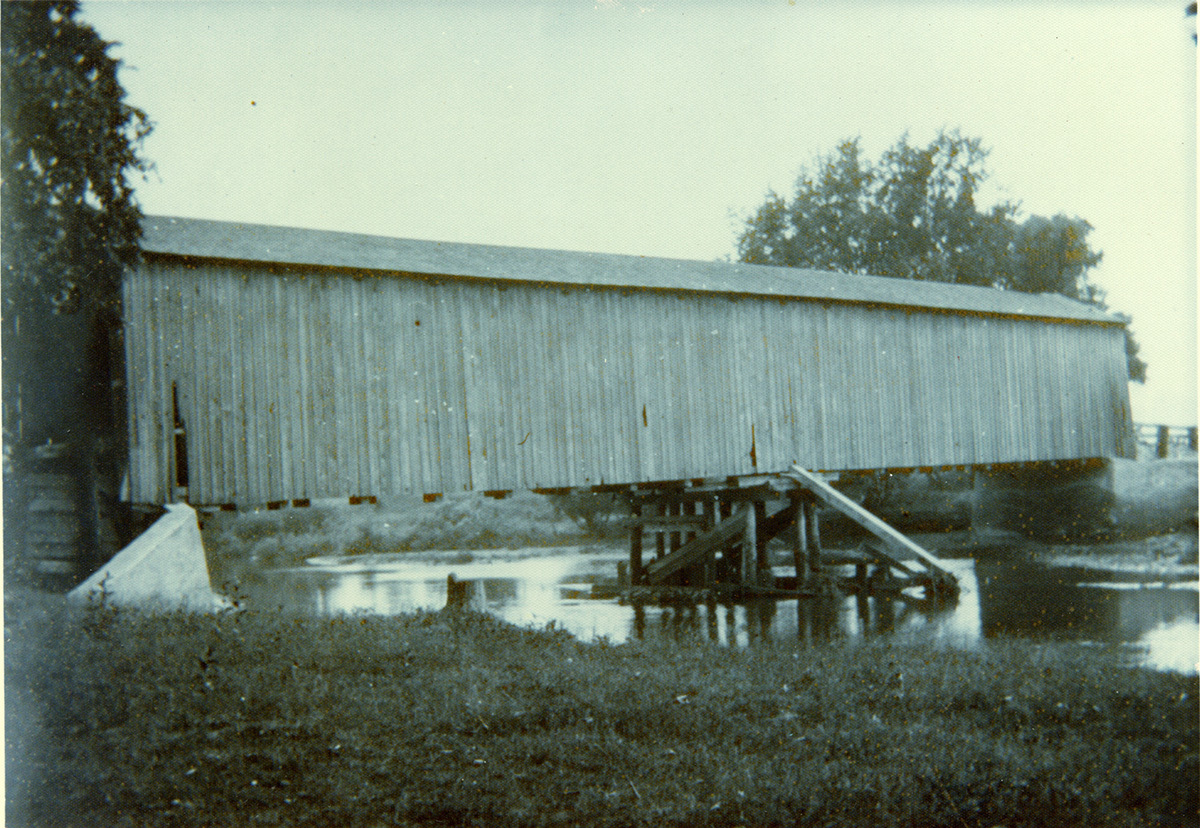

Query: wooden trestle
[[621, 465, 959, 603]]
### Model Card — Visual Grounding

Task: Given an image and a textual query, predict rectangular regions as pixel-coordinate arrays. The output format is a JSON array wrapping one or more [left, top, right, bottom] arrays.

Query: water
[[234, 547, 1199, 674], [975, 559, 1199, 673]]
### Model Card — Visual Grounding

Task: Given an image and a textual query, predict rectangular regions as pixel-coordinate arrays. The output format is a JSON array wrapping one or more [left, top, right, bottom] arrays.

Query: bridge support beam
[[620, 468, 959, 603], [623, 478, 802, 598]]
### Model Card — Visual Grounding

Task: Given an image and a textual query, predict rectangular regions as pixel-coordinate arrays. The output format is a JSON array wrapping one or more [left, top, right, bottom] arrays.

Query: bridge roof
[[141, 215, 1119, 325]]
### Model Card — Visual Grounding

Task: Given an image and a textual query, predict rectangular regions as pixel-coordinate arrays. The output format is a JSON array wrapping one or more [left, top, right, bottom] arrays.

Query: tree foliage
[[2, 0, 154, 454], [738, 131, 1146, 382], [2, 0, 152, 318]]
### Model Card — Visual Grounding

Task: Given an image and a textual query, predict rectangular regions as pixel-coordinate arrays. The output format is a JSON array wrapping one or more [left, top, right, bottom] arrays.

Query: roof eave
[[138, 215, 1123, 327]]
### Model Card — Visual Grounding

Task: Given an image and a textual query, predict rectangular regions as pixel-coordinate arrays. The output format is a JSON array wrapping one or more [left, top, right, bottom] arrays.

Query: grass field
[[6, 588, 1196, 828]]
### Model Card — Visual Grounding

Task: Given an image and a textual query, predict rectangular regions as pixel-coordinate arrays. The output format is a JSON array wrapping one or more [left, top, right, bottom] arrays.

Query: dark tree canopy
[[737, 131, 1146, 382], [738, 133, 1013, 286], [2, 0, 152, 318], [2, 0, 153, 449], [1009, 214, 1102, 298]]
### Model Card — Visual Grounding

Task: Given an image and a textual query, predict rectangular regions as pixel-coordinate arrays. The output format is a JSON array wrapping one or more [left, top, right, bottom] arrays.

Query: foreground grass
[[6, 590, 1197, 828]]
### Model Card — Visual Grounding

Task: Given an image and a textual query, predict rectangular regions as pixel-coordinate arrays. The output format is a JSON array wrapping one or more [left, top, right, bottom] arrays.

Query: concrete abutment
[[970, 459, 1116, 542]]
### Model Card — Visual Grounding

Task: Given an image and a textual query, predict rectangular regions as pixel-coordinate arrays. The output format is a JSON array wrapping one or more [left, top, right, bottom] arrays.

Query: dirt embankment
[[1107, 457, 1198, 539]]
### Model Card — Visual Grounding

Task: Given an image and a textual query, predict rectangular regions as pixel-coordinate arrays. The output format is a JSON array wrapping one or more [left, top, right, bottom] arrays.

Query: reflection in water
[[240, 551, 1198, 673], [976, 559, 1199, 673]]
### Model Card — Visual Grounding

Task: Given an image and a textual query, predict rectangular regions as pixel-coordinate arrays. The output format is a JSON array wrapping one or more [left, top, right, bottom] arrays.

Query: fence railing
[[1133, 423, 1198, 459]]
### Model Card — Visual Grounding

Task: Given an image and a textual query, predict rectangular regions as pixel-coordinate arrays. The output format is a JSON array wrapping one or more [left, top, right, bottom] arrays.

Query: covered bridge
[[125, 216, 1134, 510]]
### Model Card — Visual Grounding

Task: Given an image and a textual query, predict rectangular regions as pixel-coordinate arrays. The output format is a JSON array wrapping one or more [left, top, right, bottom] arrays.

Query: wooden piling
[[629, 503, 643, 586], [445, 574, 470, 611], [791, 493, 809, 588], [742, 501, 757, 585], [753, 499, 769, 585], [803, 498, 822, 574], [655, 502, 666, 561], [855, 562, 869, 593], [669, 501, 682, 555], [855, 589, 871, 632], [787, 465, 956, 594], [624, 469, 953, 602], [703, 497, 718, 585], [686, 499, 701, 544]]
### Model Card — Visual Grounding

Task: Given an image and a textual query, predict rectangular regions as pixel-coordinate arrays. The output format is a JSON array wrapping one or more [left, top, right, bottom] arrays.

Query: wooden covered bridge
[[122, 216, 1135, 599]]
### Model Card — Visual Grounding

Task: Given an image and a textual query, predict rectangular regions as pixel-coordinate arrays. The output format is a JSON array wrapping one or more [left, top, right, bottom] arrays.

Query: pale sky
[[82, 0, 1197, 424]]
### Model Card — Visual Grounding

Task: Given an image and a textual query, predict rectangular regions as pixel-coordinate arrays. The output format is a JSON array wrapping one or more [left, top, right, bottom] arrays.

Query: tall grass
[[7, 588, 1197, 828]]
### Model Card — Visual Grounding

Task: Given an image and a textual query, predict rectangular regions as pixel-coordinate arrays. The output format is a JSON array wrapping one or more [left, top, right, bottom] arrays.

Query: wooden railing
[[1133, 423, 1198, 459]]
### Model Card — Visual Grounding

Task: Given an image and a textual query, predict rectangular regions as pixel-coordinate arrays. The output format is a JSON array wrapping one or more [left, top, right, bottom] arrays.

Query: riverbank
[[7, 588, 1196, 828], [200, 489, 618, 578], [928, 527, 1199, 583], [1029, 530, 1198, 579]]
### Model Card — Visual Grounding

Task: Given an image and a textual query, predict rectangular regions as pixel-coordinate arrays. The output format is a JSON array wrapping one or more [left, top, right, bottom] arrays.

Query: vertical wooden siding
[[124, 260, 1134, 506]]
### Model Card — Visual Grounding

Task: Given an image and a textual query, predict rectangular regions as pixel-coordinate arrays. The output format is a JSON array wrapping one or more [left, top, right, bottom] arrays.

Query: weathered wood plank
[[820, 549, 877, 566], [629, 481, 780, 507], [654, 501, 666, 561], [668, 501, 682, 554], [124, 227, 1132, 507], [859, 540, 918, 576], [791, 494, 809, 587], [753, 499, 769, 577], [741, 501, 757, 585], [785, 465, 953, 580], [629, 503, 644, 585], [645, 507, 748, 584], [756, 501, 799, 546], [803, 497, 822, 572], [618, 514, 709, 529]]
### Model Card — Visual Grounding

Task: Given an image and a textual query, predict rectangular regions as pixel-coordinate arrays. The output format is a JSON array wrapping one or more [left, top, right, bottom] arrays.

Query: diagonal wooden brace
[[785, 464, 958, 593], [645, 506, 749, 585]]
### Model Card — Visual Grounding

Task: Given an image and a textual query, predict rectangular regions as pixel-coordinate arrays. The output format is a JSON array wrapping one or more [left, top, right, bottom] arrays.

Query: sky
[[81, 0, 1197, 425]]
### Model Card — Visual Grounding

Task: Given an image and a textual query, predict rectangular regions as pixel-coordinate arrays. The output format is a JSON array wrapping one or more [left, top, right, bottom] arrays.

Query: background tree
[[2, 0, 153, 579], [2, 0, 152, 446], [737, 130, 1146, 382]]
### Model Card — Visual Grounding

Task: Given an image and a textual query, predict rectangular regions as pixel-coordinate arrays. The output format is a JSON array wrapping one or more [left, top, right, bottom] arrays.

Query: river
[[230, 546, 1199, 674]]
